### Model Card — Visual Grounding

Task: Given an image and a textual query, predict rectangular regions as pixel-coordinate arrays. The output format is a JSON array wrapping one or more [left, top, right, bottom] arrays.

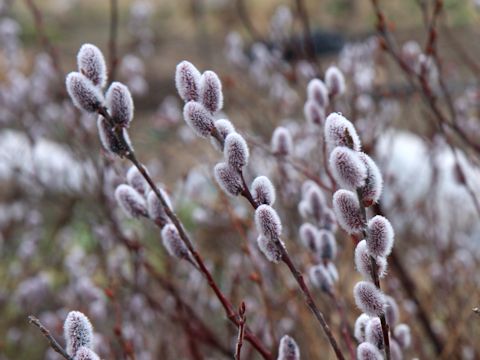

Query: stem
[[28, 316, 73, 360], [235, 302, 247, 360], [108, 0, 119, 82]]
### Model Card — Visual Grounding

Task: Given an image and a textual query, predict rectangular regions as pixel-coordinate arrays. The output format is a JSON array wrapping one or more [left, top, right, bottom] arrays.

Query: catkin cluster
[[63, 311, 100, 360]]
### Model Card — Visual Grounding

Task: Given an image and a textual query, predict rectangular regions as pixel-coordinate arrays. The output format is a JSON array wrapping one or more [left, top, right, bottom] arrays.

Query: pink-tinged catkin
[[213, 162, 243, 196], [322, 208, 338, 232], [183, 101, 214, 138], [385, 295, 400, 327], [199, 70, 223, 114], [329, 146, 367, 189], [367, 215, 394, 258], [357, 342, 383, 360], [365, 317, 384, 349], [175, 60, 201, 102], [317, 229, 337, 261], [74, 346, 100, 360], [224, 132, 249, 170], [394, 324, 411, 349], [324, 113, 361, 153], [307, 78, 329, 108], [271, 126, 293, 156], [77, 43, 107, 88], [325, 66, 346, 97], [161, 223, 190, 260], [255, 204, 282, 241], [277, 335, 300, 360], [106, 82, 134, 127], [327, 262, 339, 283], [257, 235, 282, 263], [304, 100, 325, 126], [354, 240, 388, 280], [211, 118, 235, 150], [126, 165, 148, 195], [115, 184, 148, 218], [305, 185, 326, 223], [97, 116, 131, 154], [309, 264, 333, 293], [147, 189, 172, 225], [299, 222, 318, 251], [64, 311, 93, 356], [332, 189, 364, 234], [358, 152, 383, 207], [251, 176, 276, 206], [353, 281, 386, 317], [66, 72, 104, 113], [354, 313, 371, 342], [390, 339, 403, 360]]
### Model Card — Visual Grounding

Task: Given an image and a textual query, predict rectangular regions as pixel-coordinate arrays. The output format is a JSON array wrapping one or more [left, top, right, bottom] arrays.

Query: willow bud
[[211, 118, 235, 150], [299, 222, 318, 251], [126, 165, 148, 195], [353, 281, 386, 317], [77, 43, 107, 88], [394, 324, 411, 349], [367, 216, 394, 258], [358, 153, 383, 207], [183, 101, 214, 138], [357, 342, 383, 360], [214, 162, 243, 196], [278, 335, 300, 360], [199, 70, 223, 114], [332, 190, 364, 234], [106, 82, 134, 127], [66, 72, 104, 112], [271, 126, 293, 156], [255, 204, 282, 241], [317, 229, 337, 261], [325, 66, 346, 96], [354, 240, 388, 280], [257, 235, 282, 263], [251, 176, 276, 205], [385, 295, 400, 327], [97, 116, 131, 155], [74, 347, 100, 360], [147, 189, 172, 225], [322, 208, 338, 232], [307, 78, 329, 108], [304, 100, 325, 126], [309, 264, 333, 293], [305, 185, 325, 223], [64, 311, 93, 356], [365, 317, 384, 349], [324, 113, 361, 153], [354, 313, 371, 342], [329, 146, 367, 189], [175, 60, 201, 102], [161, 223, 190, 260], [390, 339, 403, 360], [115, 184, 148, 218], [224, 132, 249, 169]]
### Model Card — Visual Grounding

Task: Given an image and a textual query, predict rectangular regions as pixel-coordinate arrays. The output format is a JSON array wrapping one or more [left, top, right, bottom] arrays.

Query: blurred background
[[0, 0, 479, 359]]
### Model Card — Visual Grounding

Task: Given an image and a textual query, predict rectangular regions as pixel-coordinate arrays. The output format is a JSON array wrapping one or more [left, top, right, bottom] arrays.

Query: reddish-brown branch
[[235, 302, 247, 360], [28, 316, 73, 360]]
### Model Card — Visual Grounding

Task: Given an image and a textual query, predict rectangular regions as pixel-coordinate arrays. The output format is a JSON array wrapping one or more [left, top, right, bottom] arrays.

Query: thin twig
[[235, 302, 247, 360], [108, 0, 119, 82], [28, 316, 73, 360]]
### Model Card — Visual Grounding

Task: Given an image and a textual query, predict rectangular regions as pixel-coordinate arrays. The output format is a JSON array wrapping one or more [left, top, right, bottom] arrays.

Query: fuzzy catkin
[[385, 295, 400, 327], [277, 335, 300, 360], [106, 82, 134, 127], [329, 146, 367, 189], [74, 347, 100, 360], [390, 339, 403, 360], [317, 229, 337, 260], [365, 317, 384, 349], [224, 132, 249, 169], [309, 264, 333, 293], [304, 100, 325, 126], [175, 61, 201, 102], [77, 43, 107, 88], [307, 78, 329, 108], [358, 152, 383, 206], [147, 189, 172, 225], [257, 235, 282, 263], [255, 204, 282, 241], [211, 118, 235, 150], [199, 70, 223, 114], [115, 184, 148, 218], [66, 72, 104, 113], [324, 112, 361, 153], [64, 311, 93, 356], [97, 116, 131, 155], [271, 126, 293, 156], [394, 324, 411, 349], [332, 189, 364, 234], [183, 101, 214, 138], [357, 342, 383, 360], [213, 162, 243, 196], [126, 165, 148, 195], [305, 185, 325, 223], [251, 176, 276, 205], [354, 313, 371, 342], [354, 240, 388, 280], [325, 66, 346, 96], [353, 281, 386, 317], [367, 215, 394, 258], [161, 224, 190, 260], [299, 222, 318, 251]]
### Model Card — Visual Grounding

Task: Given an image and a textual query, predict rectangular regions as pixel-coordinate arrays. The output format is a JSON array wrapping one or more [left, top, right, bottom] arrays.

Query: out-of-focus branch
[[108, 0, 119, 82]]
